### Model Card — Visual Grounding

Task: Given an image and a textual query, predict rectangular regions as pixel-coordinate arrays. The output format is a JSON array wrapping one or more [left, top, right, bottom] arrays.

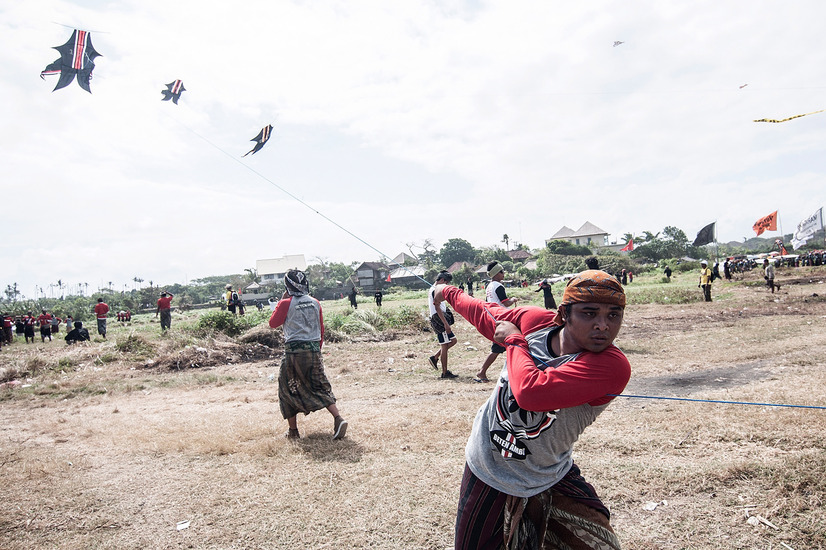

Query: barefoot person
[[433, 270, 630, 549], [268, 269, 347, 440], [427, 271, 458, 379]]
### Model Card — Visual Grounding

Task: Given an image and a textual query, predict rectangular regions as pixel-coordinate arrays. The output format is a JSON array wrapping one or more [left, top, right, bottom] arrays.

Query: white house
[[547, 222, 609, 247], [256, 254, 307, 285]]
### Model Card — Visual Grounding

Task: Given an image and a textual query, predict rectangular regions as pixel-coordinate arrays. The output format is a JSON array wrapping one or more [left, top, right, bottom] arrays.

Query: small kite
[[739, 83, 748, 89], [754, 109, 826, 123], [161, 80, 186, 104], [243, 124, 273, 156], [40, 29, 101, 93], [613, 41, 624, 47]]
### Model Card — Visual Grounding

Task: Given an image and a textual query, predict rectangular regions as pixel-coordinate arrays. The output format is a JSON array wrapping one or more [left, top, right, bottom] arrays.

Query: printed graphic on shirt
[[491, 379, 557, 460]]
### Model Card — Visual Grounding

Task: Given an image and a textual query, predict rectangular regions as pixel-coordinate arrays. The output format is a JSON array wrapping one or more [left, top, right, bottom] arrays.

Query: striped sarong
[[278, 347, 336, 419], [456, 464, 621, 550]]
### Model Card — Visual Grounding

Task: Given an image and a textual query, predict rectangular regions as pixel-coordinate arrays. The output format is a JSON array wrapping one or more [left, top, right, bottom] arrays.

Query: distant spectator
[[156, 291, 174, 331], [663, 265, 672, 281], [50, 315, 61, 334], [94, 298, 110, 338], [763, 259, 780, 293], [699, 260, 713, 302], [225, 284, 239, 316], [37, 309, 53, 342], [65, 321, 90, 344], [535, 279, 557, 309]]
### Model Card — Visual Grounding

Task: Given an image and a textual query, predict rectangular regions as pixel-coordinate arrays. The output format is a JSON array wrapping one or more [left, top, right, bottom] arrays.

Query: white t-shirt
[[486, 280, 508, 306], [428, 286, 448, 316]]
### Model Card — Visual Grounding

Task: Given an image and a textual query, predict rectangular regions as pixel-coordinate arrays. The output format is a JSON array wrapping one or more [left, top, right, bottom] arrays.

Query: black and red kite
[[40, 29, 101, 93], [161, 80, 186, 104], [243, 124, 273, 156]]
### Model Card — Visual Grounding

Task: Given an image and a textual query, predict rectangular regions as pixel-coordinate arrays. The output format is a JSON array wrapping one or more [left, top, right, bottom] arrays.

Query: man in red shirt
[[1, 313, 12, 346], [93, 298, 110, 339], [37, 309, 53, 342], [155, 291, 174, 331], [434, 270, 630, 549]]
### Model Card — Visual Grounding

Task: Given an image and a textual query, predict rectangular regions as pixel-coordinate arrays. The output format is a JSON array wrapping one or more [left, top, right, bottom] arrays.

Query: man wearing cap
[[269, 270, 347, 440], [699, 260, 713, 302], [475, 261, 518, 382], [433, 270, 630, 549], [225, 284, 239, 315], [156, 291, 174, 331]]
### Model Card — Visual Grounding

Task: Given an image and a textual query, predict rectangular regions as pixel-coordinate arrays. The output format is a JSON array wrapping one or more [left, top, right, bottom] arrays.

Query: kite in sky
[[161, 80, 186, 104], [613, 41, 624, 47], [243, 125, 273, 156], [754, 109, 826, 123], [40, 29, 101, 93], [739, 83, 748, 89]]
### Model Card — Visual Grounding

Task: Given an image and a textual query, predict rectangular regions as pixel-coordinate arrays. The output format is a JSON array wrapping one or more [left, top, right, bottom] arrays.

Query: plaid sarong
[[456, 464, 620, 550], [278, 347, 335, 419]]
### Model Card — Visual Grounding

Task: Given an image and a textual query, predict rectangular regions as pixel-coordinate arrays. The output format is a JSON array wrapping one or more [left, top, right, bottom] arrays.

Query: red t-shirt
[[94, 303, 110, 319], [157, 296, 173, 310], [37, 313, 52, 327]]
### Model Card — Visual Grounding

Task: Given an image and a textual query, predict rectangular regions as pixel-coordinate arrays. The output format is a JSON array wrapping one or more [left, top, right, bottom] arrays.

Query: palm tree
[[641, 230, 660, 243], [502, 234, 510, 250]]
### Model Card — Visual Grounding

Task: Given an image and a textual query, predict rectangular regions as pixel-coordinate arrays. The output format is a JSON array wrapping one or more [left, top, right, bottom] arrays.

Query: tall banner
[[692, 222, 716, 246], [620, 239, 633, 252], [791, 207, 823, 249], [752, 210, 778, 236]]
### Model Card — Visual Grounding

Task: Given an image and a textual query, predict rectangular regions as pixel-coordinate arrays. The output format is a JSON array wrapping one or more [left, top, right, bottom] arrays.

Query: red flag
[[753, 211, 778, 236], [620, 239, 634, 252], [386, 273, 392, 282]]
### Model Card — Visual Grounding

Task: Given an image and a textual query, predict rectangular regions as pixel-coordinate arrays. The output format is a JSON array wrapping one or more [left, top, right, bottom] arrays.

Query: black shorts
[[436, 330, 456, 345], [490, 342, 506, 354]]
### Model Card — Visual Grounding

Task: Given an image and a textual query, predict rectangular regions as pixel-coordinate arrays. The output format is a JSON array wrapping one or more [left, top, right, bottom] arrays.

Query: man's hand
[[493, 320, 521, 343]]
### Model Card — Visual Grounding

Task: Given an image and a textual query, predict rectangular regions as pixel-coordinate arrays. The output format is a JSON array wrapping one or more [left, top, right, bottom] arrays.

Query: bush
[[115, 334, 155, 357], [386, 304, 430, 332], [195, 310, 269, 337], [195, 311, 246, 336]]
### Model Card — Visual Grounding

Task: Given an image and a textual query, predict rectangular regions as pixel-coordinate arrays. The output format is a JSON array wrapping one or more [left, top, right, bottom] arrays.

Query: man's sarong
[[456, 464, 621, 550], [278, 347, 336, 419]]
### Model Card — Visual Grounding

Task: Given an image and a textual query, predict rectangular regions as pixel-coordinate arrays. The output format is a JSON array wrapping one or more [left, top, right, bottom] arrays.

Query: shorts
[[490, 342, 506, 354], [436, 330, 456, 345]]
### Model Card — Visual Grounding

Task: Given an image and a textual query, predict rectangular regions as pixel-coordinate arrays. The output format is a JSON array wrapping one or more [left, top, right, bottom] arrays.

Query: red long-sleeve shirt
[[443, 286, 630, 411]]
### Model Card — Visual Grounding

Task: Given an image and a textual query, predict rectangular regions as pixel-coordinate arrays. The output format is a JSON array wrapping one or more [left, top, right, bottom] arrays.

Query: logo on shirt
[[491, 381, 557, 460]]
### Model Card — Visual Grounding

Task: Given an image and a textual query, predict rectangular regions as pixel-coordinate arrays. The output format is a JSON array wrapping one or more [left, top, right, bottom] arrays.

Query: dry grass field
[[1, 268, 825, 549]]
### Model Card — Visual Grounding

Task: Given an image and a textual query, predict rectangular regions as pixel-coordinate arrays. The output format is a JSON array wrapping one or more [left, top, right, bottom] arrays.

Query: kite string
[[164, 113, 432, 286], [483, 306, 824, 410], [607, 394, 826, 410]]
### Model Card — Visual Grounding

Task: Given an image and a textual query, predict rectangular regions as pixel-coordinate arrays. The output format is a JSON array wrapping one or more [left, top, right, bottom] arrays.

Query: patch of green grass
[[115, 333, 155, 357]]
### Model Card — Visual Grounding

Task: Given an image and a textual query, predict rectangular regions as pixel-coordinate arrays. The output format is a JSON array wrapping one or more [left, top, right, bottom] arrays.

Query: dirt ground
[[1, 272, 825, 549]]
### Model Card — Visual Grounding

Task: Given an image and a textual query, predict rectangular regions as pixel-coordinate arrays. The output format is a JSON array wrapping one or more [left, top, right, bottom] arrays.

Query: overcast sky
[[2, 0, 825, 297]]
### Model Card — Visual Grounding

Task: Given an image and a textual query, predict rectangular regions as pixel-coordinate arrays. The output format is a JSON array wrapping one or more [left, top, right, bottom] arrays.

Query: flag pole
[[714, 220, 719, 264]]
